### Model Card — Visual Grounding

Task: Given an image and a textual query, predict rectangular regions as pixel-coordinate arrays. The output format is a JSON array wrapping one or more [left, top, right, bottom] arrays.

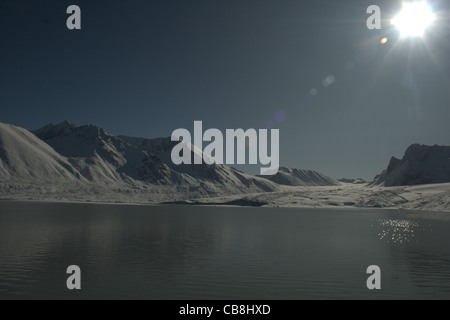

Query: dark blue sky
[[1, 0, 450, 179]]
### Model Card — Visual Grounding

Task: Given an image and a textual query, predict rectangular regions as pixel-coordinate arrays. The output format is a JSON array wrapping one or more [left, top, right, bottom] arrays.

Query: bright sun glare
[[392, 2, 435, 37]]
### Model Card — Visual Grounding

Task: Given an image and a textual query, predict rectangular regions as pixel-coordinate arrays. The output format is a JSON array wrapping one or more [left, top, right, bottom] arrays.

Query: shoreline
[[1, 196, 450, 218], [1, 181, 450, 213]]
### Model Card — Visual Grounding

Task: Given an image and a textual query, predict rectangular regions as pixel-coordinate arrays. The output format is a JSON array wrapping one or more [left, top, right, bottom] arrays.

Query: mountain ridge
[[2, 121, 300, 201], [260, 166, 340, 186], [371, 144, 450, 186], [2, 122, 450, 211]]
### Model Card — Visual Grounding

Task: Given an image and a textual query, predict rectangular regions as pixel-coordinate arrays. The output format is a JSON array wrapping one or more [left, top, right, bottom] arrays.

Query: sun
[[392, 2, 435, 37]]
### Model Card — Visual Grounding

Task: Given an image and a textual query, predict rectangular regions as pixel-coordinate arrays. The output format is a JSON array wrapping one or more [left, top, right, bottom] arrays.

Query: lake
[[0, 200, 449, 299]]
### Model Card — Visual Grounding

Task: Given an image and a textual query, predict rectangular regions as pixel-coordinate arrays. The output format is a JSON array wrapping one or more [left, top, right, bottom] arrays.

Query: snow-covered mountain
[[0, 121, 280, 201], [116, 135, 277, 192], [0, 123, 83, 182], [371, 144, 450, 186], [261, 166, 340, 186], [33, 121, 141, 184], [2, 122, 450, 211]]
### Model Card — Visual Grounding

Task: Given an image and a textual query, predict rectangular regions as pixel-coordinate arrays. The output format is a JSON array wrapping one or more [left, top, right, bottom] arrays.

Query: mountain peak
[[371, 144, 450, 186], [33, 121, 113, 141], [403, 144, 447, 162], [33, 120, 77, 140]]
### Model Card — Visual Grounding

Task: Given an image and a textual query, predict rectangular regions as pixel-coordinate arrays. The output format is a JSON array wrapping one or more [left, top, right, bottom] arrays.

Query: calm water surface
[[0, 200, 449, 299]]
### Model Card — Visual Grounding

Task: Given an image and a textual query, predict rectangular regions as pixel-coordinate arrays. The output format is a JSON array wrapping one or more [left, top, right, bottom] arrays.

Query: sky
[[1, 0, 450, 180]]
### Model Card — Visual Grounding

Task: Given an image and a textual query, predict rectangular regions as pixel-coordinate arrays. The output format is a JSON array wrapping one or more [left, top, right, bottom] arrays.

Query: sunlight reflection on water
[[378, 219, 419, 244]]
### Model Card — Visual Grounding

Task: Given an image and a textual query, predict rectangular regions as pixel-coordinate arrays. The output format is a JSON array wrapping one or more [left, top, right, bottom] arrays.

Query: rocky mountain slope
[[261, 166, 340, 186], [371, 144, 450, 186]]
